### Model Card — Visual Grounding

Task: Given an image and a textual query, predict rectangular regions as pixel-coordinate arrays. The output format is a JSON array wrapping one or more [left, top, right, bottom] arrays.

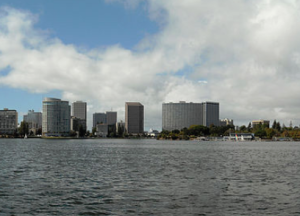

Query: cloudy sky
[[0, 0, 300, 130]]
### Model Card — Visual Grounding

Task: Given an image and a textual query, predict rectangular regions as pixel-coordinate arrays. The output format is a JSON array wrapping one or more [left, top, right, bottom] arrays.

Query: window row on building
[[162, 101, 221, 131]]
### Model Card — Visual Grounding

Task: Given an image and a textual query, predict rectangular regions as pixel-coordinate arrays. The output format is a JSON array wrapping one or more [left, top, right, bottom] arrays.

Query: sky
[[0, 0, 300, 130]]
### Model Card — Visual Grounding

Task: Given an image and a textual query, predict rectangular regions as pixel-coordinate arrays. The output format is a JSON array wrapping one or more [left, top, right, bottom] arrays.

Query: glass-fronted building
[[42, 98, 70, 136]]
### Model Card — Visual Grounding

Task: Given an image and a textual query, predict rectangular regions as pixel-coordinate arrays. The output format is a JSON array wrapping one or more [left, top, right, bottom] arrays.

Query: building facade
[[116, 120, 125, 134], [220, 118, 234, 126], [70, 116, 86, 132], [162, 101, 203, 131], [125, 102, 144, 134], [0, 108, 18, 135], [23, 110, 42, 135], [71, 101, 87, 130], [93, 113, 107, 128], [106, 111, 117, 126], [203, 102, 220, 127], [162, 101, 220, 131], [96, 124, 108, 137], [42, 98, 71, 136], [252, 120, 270, 128]]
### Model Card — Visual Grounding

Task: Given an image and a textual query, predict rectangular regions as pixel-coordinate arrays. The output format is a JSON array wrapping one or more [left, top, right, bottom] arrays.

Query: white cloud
[[1, 1, 300, 130]]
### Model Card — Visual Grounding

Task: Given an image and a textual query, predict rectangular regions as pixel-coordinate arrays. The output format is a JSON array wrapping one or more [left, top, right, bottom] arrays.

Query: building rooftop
[[125, 102, 143, 106]]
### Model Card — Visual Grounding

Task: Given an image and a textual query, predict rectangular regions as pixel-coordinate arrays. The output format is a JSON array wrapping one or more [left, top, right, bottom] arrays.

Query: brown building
[[125, 102, 144, 135], [252, 120, 270, 128]]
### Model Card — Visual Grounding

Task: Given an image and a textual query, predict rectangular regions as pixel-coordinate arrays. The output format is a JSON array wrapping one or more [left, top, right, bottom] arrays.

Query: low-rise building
[[96, 124, 108, 137], [147, 128, 160, 137], [220, 118, 234, 126], [252, 120, 270, 128]]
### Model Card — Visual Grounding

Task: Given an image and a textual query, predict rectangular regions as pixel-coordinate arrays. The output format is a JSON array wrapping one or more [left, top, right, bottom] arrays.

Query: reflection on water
[[0, 139, 300, 215]]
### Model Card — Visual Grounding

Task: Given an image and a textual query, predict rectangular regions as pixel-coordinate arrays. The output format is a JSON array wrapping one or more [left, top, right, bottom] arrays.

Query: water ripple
[[1, 139, 300, 215]]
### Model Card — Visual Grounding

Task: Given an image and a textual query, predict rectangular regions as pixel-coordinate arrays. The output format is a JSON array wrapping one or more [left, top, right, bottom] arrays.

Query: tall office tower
[[202, 102, 220, 127], [106, 111, 117, 125], [72, 101, 87, 120], [93, 112, 107, 128], [42, 98, 71, 136], [23, 110, 42, 135], [72, 101, 87, 130], [0, 108, 18, 135], [162, 101, 203, 131], [125, 102, 144, 134]]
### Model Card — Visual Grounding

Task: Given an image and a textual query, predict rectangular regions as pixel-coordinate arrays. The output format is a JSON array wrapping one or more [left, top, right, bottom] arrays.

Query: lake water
[[1, 139, 300, 215]]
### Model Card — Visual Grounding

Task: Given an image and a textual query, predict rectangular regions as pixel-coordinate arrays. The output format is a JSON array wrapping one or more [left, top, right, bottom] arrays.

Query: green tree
[[188, 125, 209, 136], [181, 127, 188, 135], [266, 128, 276, 139], [19, 121, 29, 136], [92, 127, 96, 136], [36, 128, 42, 135], [247, 122, 252, 132], [240, 125, 246, 132], [276, 122, 281, 131], [69, 130, 77, 137], [255, 129, 266, 138], [172, 129, 180, 134], [79, 125, 86, 137], [117, 124, 125, 137]]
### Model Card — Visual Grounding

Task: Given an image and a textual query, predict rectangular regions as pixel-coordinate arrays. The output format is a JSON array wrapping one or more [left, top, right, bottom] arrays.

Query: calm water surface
[[1, 139, 300, 215]]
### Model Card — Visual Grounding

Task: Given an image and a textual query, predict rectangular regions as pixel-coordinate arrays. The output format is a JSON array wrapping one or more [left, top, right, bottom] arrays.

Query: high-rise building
[[93, 112, 107, 128], [125, 102, 144, 134], [71, 101, 87, 130], [106, 111, 117, 125], [93, 111, 117, 136], [202, 102, 220, 127], [42, 98, 71, 137], [23, 110, 42, 135], [162, 101, 220, 131], [162, 101, 203, 131], [0, 108, 18, 135]]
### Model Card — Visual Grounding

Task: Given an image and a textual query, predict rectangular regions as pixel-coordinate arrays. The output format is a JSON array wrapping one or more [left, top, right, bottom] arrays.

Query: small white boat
[[24, 134, 27, 139]]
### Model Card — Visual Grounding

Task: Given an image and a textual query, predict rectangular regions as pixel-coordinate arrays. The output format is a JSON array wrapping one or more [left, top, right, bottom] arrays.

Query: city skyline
[[1, 1, 300, 129]]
